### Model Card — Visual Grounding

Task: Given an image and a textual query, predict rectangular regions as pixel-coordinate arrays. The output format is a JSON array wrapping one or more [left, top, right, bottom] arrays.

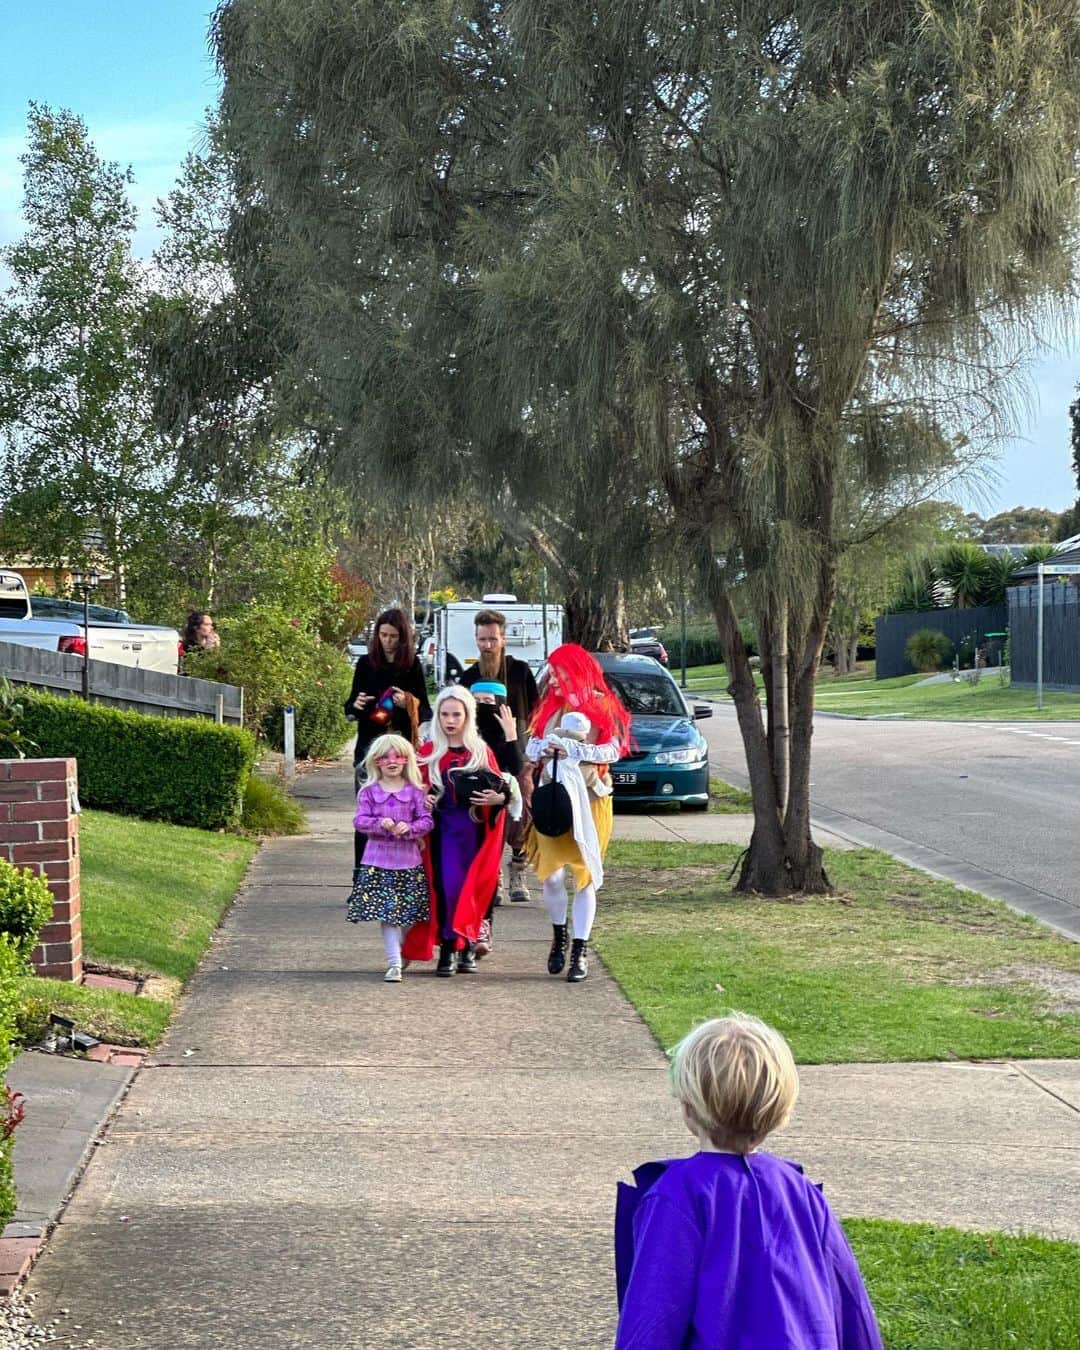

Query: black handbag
[[448, 766, 505, 805], [531, 753, 574, 837]]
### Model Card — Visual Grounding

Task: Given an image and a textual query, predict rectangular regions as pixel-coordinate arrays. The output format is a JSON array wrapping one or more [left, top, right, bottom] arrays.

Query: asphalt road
[[700, 705, 1080, 939]]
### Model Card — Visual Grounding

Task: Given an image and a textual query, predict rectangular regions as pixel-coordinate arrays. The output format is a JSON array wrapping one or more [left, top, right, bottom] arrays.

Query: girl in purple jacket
[[615, 1014, 883, 1349], [346, 734, 433, 982]]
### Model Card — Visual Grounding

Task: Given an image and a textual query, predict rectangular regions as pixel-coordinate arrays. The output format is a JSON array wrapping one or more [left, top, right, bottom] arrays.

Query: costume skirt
[[526, 794, 613, 890], [347, 864, 430, 927]]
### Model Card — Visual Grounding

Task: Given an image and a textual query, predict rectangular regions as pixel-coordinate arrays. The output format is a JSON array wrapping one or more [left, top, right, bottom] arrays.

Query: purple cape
[[614, 1152, 883, 1349]]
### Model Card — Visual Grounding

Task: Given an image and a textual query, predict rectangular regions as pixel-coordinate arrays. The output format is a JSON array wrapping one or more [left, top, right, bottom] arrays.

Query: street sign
[[1041, 564, 1080, 575]]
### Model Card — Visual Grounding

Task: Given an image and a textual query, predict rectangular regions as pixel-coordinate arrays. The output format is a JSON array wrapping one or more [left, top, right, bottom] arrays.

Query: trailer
[[422, 594, 564, 687]]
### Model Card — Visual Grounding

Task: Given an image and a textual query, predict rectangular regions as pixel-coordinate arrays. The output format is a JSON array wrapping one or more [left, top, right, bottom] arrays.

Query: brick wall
[[0, 758, 82, 982]]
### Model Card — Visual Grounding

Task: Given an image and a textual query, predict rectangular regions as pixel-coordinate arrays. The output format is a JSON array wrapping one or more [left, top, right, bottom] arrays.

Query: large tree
[[215, 1, 1080, 893], [0, 105, 168, 596]]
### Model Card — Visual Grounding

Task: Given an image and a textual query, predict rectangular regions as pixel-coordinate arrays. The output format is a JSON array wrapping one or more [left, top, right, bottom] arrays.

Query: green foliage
[[0, 861, 53, 965], [905, 629, 953, 673], [0, 678, 36, 759], [18, 691, 254, 829], [0, 936, 23, 1227], [185, 604, 353, 757], [241, 772, 306, 835]]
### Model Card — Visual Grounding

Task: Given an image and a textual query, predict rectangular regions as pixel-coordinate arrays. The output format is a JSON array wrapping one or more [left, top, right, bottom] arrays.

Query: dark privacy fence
[[874, 606, 1007, 679], [1009, 582, 1080, 689]]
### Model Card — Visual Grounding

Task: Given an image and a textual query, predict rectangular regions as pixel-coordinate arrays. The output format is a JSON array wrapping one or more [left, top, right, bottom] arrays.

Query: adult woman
[[181, 610, 219, 654], [526, 644, 631, 983], [403, 686, 511, 975], [345, 608, 432, 881]]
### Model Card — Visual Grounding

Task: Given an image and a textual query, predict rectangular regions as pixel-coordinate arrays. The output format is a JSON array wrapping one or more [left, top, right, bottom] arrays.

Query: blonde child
[[615, 1014, 883, 1348], [347, 733, 433, 982]]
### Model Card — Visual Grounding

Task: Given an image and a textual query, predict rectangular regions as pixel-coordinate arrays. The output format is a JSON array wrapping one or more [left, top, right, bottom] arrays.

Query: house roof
[[1011, 545, 1080, 580]]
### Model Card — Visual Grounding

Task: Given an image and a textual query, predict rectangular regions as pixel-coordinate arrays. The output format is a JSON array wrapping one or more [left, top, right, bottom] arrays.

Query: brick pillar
[[0, 758, 82, 982]]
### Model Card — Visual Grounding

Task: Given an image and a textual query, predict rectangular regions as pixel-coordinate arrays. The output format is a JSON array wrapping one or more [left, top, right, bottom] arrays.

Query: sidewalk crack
[[1007, 1061, 1080, 1116]]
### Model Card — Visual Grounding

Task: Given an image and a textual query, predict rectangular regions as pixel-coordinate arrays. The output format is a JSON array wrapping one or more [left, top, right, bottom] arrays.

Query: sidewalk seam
[[1006, 1061, 1080, 1116]]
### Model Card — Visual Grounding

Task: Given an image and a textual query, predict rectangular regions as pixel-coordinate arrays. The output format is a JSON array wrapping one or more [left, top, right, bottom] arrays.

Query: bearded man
[[461, 608, 539, 902]]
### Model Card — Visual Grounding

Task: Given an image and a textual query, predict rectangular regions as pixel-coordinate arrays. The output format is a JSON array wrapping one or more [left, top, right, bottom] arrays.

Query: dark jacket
[[461, 654, 538, 745], [345, 655, 432, 764]]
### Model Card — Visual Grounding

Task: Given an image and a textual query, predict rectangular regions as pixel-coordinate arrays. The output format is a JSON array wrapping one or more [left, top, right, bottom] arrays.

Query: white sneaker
[[384, 964, 402, 983]]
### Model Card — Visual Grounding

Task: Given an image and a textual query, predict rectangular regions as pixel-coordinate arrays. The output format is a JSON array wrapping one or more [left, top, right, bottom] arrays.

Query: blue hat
[[471, 680, 508, 698]]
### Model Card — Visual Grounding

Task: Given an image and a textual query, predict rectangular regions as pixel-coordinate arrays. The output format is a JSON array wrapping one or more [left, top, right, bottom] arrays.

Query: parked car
[[594, 651, 712, 810], [628, 628, 669, 665], [30, 596, 133, 625], [0, 570, 182, 674]]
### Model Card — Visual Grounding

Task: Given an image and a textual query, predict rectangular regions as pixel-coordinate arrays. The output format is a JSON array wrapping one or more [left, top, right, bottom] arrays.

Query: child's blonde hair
[[670, 1013, 799, 1154], [422, 686, 490, 802], [363, 733, 423, 789]]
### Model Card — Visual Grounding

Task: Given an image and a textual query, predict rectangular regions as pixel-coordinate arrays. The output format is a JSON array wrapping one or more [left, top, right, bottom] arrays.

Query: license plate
[[613, 771, 637, 785]]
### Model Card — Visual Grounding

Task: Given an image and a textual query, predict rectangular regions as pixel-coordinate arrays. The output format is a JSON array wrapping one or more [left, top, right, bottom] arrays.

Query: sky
[[2, 0, 1079, 517]]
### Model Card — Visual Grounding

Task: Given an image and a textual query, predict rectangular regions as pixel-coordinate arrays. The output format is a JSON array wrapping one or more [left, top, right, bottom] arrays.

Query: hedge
[[18, 691, 255, 831], [0, 937, 22, 1227], [0, 861, 53, 965]]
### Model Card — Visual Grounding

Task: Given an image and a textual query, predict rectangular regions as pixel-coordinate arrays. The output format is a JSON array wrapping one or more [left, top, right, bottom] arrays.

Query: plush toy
[[548, 711, 609, 796]]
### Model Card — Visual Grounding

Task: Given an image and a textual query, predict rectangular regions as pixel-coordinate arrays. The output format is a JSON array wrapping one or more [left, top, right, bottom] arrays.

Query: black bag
[[448, 766, 505, 805], [531, 754, 574, 837]]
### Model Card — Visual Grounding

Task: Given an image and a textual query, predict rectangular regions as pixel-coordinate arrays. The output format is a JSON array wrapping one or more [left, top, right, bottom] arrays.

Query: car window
[[605, 673, 685, 716]]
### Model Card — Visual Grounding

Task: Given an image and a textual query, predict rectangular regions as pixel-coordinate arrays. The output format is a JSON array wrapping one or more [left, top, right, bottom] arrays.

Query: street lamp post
[[69, 567, 99, 700]]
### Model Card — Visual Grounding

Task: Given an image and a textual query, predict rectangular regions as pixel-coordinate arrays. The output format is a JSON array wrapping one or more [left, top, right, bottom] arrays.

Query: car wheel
[[681, 800, 709, 812]]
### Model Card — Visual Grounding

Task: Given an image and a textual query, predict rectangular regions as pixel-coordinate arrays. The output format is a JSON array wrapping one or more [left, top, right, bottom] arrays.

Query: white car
[[0, 570, 182, 674]]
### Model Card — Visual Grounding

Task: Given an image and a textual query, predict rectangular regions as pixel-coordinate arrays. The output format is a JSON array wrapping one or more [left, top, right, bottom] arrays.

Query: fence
[[1008, 582, 1080, 690], [0, 640, 244, 724], [874, 605, 1007, 679]]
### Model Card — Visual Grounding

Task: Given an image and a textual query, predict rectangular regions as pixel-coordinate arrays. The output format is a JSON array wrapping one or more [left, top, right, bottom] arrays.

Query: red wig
[[530, 643, 632, 751]]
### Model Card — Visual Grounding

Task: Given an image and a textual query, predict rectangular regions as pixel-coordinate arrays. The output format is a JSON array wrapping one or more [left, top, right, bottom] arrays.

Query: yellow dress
[[526, 789, 614, 890]]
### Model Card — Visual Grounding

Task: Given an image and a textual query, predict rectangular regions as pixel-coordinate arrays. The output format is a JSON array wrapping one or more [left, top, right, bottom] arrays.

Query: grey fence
[[874, 605, 1007, 679], [0, 640, 244, 724], [1008, 582, 1080, 690]]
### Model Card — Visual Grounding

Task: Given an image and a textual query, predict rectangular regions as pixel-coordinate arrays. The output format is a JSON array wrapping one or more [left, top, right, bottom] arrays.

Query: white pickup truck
[[0, 570, 182, 674]]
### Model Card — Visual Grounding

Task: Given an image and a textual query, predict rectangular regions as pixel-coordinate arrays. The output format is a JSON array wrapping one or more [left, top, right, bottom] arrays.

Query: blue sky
[[2, 0, 1078, 517]]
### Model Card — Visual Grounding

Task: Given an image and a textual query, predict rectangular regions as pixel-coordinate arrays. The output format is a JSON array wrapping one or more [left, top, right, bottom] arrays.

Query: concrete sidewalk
[[21, 763, 1080, 1347]]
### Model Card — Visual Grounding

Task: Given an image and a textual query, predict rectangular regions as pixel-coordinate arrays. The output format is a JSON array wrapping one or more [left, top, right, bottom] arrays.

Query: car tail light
[[58, 636, 86, 656], [659, 643, 669, 662], [178, 640, 185, 664]]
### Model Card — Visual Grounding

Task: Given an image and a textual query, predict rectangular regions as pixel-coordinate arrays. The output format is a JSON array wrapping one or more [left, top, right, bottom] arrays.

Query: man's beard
[[478, 648, 504, 678]]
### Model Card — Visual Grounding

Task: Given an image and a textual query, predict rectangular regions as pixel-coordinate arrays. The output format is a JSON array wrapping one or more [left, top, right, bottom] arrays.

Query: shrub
[[19, 692, 254, 830], [905, 628, 953, 672], [0, 861, 53, 965], [241, 773, 306, 835], [0, 937, 23, 1228], [0, 678, 36, 759], [262, 657, 352, 760]]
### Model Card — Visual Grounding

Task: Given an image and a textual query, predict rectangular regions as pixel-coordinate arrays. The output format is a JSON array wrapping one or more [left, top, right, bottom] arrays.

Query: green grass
[[685, 659, 1080, 719], [847, 1219, 1080, 1348], [709, 776, 753, 813], [241, 771, 307, 835], [21, 809, 255, 1047], [595, 842, 1080, 1063]]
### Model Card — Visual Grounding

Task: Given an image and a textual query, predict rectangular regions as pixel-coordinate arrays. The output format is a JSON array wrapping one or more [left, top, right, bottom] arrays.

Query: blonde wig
[[670, 1013, 799, 1154], [422, 685, 491, 803], [363, 733, 423, 789]]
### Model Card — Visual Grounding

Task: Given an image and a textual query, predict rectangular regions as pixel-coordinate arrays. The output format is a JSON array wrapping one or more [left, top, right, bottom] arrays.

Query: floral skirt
[[347, 865, 430, 927]]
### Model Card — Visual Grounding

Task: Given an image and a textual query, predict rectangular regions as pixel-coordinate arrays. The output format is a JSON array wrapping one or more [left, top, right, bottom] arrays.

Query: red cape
[[402, 744, 506, 961]]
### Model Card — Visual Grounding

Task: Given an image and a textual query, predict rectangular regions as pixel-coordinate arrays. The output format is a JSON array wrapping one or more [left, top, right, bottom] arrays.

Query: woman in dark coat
[[345, 608, 432, 879]]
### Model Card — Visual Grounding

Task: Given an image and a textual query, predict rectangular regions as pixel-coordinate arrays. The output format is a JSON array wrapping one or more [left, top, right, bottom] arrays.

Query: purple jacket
[[615, 1152, 883, 1350], [355, 782, 433, 870]]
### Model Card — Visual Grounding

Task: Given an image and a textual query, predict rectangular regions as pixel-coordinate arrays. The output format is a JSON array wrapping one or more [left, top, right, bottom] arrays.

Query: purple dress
[[347, 783, 433, 927], [614, 1152, 883, 1349], [430, 748, 485, 942]]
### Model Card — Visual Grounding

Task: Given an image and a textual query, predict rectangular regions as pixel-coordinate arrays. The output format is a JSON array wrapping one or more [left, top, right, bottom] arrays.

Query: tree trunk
[[781, 614, 831, 893], [563, 579, 626, 648], [771, 598, 790, 817]]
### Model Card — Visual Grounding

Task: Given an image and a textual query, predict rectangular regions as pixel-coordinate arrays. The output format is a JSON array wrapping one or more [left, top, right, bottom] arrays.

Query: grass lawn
[[847, 1219, 1080, 1348], [685, 659, 1080, 719], [595, 842, 1080, 1063], [21, 809, 255, 1047]]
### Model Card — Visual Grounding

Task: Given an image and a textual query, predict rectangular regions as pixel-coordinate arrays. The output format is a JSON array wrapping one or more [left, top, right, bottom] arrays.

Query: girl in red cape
[[526, 644, 632, 983], [402, 685, 511, 975]]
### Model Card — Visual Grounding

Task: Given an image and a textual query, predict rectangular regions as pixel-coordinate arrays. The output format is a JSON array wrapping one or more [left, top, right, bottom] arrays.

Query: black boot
[[566, 938, 588, 983], [457, 944, 478, 973], [547, 924, 568, 976], [436, 943, 457, 977]]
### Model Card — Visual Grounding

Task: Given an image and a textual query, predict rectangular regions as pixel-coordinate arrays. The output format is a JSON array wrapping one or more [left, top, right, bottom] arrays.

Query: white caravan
[[423, 594, 564, 687]]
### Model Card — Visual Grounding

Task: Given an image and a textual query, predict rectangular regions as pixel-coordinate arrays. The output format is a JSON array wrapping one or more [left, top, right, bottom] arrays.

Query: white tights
[[541, 868, 597, 941], [381, 923, 403, 966]]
